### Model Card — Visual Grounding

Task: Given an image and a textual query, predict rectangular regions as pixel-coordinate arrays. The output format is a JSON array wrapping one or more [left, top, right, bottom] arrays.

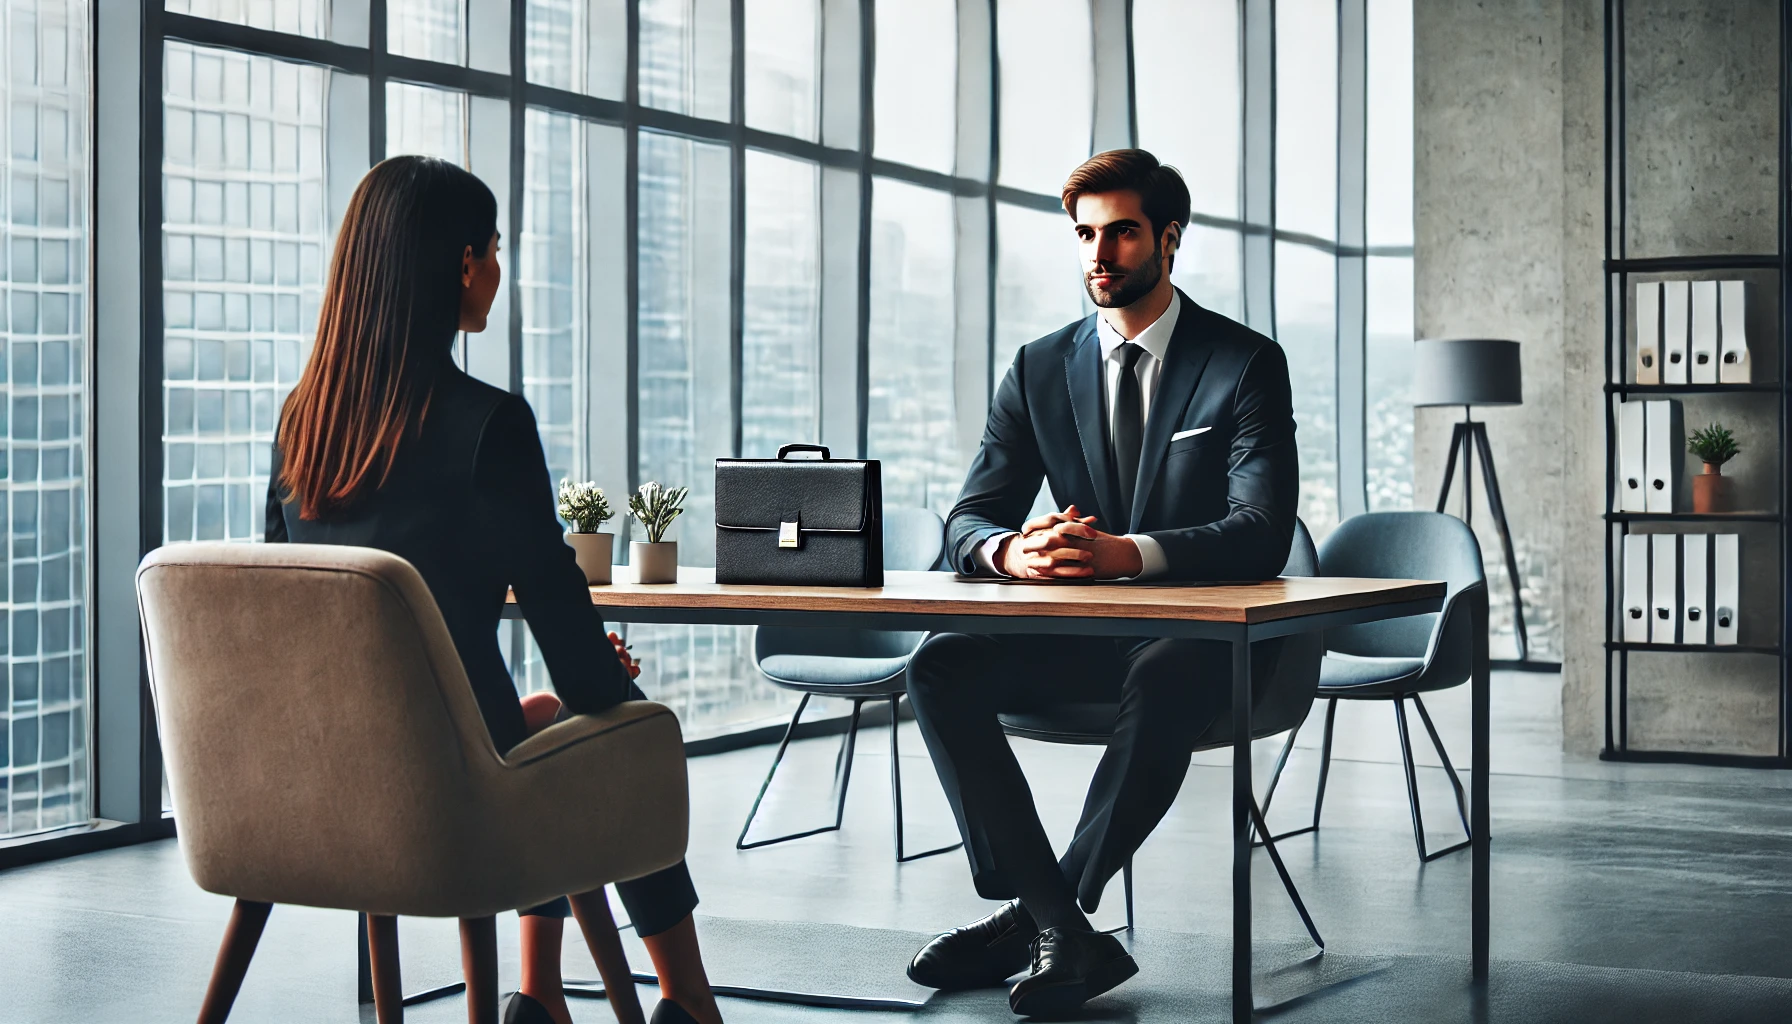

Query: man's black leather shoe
[[1007, 927, 1138, 1017], [907, 900, 1039, 990]]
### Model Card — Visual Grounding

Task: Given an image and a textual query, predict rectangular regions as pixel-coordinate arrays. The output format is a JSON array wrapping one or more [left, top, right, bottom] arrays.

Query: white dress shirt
[[974, 292, 1181, 580]]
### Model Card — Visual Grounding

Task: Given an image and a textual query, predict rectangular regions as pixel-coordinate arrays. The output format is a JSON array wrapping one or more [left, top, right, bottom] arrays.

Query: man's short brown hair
[[1061, 149, 1192, 249]]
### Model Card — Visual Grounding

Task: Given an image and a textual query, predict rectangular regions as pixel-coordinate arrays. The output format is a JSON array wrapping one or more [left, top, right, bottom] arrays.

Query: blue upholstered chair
[[1261, 511, 1489, 863], [736, 506, 962, 862], [996, 519, 1327, 943]]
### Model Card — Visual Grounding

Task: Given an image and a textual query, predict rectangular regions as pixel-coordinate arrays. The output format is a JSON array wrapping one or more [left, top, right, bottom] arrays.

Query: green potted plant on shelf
[[1687, 423, 1741, 514], [628, 481, 688, 584], [557, 480, 615, 585]]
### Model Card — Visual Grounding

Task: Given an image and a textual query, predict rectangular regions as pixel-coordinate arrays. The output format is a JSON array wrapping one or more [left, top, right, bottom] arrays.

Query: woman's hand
[[610, 631, 641, 679]]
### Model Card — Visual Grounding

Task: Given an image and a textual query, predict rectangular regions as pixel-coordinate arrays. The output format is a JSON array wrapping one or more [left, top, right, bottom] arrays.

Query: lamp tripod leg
[[1434, 421, 1469, 515], [1470, 421, 1531, 663]]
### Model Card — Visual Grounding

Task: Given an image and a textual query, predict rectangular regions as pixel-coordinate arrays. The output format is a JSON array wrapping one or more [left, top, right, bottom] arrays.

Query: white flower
[[556, 479, 613, 533]]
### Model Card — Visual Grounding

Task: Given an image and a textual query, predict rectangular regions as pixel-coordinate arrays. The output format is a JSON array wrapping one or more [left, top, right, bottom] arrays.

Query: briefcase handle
[[776, 443, 831, 460]]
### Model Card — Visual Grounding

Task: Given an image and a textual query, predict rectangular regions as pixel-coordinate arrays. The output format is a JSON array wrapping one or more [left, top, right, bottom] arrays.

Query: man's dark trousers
[[906, 631, 1281, 914]]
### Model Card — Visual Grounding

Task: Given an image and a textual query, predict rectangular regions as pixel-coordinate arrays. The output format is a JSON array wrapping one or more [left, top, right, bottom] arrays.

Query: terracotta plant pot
[[631, 541, 679, 584], [564, 531, 613, 585], [1691, 463, 1730, 514]]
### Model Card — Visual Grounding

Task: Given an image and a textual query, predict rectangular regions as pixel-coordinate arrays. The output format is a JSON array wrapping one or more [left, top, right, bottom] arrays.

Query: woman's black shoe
[[502, 991, 555, 1024], [651, 999, 700, 1024]]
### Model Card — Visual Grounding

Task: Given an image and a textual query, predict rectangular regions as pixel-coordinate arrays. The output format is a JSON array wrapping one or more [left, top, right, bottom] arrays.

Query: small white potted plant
[[628, 481, 687, 584], [557, 480, 616, 585]]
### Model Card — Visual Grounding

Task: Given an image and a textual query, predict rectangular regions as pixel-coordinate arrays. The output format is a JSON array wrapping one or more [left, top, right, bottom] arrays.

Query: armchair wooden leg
[[197, 899, 272, 1024], [569, 889, 647, 1024], [458, 916, 498, 1024], [366, 914, 403, 1023]]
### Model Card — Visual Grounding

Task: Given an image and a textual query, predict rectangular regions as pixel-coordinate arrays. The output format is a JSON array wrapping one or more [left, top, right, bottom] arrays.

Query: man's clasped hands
[[994, 504, 1146, 581]]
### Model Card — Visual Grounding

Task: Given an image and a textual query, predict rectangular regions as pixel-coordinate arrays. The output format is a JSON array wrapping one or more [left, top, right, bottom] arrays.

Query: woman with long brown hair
[[267, 156, 722, 1024]]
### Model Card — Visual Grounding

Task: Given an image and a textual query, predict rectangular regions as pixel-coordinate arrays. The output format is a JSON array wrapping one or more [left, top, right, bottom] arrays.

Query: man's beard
[[1083, 244, 1165, 309]]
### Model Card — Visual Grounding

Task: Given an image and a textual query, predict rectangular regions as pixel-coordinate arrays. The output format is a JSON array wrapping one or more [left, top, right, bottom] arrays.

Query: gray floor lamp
[[1413, 338, 1535, 664]]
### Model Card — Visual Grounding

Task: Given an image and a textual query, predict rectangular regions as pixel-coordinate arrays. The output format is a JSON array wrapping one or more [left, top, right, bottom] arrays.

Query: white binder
[[1622, 534, 1650, 643], [1719, 280, 1752, 383], [1635, 280, 1661, 384], [1643, 400, 1682, 514], [1713, 533, 1740, 646], [1682, 533, 1709, 645], [1689, 280, 1718, 384], [1650, 533, 1678, 644], [1662, 280, 1689, 385], [1616, 400, 1646, 512]]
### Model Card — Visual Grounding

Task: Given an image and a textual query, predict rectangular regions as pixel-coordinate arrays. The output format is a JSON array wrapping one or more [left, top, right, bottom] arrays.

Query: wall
[[1415, 0, 1782, 755]]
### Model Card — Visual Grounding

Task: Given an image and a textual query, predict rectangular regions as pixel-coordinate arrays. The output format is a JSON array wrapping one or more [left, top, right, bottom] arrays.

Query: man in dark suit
[[904, 150, 1299, 1016]]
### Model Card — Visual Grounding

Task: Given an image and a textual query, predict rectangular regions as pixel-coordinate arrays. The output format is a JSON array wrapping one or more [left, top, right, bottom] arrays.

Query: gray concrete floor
[[4, 671, 1792, 1022]]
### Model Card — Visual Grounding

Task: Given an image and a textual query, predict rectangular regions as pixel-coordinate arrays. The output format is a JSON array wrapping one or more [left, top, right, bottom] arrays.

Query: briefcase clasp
[[778, 520, 800, 549]]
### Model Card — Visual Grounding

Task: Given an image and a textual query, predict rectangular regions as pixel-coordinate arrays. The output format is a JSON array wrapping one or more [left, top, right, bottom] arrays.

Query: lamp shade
[[1411, 338, 1523, 407]]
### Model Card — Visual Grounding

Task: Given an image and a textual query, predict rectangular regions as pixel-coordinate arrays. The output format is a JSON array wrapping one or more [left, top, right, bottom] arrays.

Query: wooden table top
[[519, 569, 1445, 625]]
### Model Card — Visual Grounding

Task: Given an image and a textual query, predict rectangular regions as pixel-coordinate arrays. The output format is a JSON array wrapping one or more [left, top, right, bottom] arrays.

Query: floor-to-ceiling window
[[867, 177, 959, 515], [12, 0, 1424, 854], [2, 0, 90, 840], [1275, 0, 1342, 538], [1133, 0, 1244, 321], [865, 0, 961, 519], [161, 44, 327, 547], [147, 0, 1420, 772], [1134, 0, 1416, 549]]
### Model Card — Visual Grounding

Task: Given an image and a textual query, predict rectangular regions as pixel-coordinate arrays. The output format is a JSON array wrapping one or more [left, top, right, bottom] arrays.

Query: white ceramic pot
[[631, 541, 679, 584], [564, 531, 614, 585]]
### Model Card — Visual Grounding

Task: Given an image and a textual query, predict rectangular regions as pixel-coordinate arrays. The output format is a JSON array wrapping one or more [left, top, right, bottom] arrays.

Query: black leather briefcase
[[714, 444, 884, 587]]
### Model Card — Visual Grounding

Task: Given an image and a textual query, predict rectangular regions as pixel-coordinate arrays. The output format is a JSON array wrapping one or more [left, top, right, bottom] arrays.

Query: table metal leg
[[1471, 588, 1491, 981], [1231, 634, 1254, 1023]]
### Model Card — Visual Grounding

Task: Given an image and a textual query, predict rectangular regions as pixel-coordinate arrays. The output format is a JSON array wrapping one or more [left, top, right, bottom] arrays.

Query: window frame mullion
[[1337, 0, 1368, 520]]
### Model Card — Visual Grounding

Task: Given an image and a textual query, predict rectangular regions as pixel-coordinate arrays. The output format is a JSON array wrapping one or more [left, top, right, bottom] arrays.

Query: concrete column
[[1416, 0, 1783, 754]]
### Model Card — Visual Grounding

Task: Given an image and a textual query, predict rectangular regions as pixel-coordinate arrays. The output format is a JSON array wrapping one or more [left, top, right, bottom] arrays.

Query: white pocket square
[[1171, 427, 1212, 442]]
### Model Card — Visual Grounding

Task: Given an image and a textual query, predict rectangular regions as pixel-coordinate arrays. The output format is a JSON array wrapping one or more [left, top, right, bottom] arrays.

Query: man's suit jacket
[[947, 290, 1299, 582]]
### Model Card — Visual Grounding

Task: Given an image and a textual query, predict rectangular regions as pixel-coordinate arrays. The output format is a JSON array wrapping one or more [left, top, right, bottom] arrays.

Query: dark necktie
[[1112, 342, 1146, 530]]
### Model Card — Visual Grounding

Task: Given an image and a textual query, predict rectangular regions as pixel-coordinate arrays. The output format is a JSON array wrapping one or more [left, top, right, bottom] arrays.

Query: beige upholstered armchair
[[137, 542, 689, 1023]]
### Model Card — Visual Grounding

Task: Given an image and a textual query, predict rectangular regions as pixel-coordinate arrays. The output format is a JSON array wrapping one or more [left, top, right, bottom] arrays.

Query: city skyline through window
[[2, 0, 90, 840]]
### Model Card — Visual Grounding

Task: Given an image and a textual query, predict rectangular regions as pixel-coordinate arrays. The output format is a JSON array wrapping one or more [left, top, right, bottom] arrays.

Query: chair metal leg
[[1394, 697, 1470, 863], [1412, 694, 1473, 860], [832, 699, 865, 827], [738, 694, 870, 850], [459, 916, 499, 1024], [1412, 694, 1473, 837], [1248, 798, 1324, 952], [888, 695, 962, 863], [198, 899, 271, 1024], [1312, 697, 1338, 831], [1097, 859, 1136, 936], [1254, 724, 1317, 845], [1124, 858, 1135, 932], [737, 693, 812, 849], [1393, 696, 1430, 861], [1254, 698, 1337, 846], [1259, 723, 1301, 820]]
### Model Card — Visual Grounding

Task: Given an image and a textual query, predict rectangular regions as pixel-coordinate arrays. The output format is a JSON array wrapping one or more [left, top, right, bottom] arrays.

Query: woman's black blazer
[[266, 366, 631, 753]]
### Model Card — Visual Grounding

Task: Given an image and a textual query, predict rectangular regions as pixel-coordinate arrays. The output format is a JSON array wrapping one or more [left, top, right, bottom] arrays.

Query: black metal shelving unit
[[1601, 0, 1792, 769]]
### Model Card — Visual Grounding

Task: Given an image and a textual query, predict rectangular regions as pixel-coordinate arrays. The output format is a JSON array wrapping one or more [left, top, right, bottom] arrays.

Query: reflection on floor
[[4, 671, 1792, 1022]]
